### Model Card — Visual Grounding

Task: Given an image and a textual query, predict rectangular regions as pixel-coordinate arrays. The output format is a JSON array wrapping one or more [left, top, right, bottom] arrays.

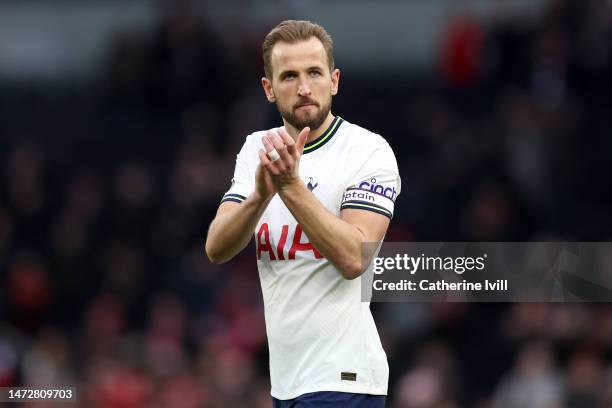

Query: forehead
[[270, 37, 328, 75]]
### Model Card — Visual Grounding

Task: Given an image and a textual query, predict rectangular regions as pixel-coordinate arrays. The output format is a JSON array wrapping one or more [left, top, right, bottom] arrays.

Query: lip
[[296, 104, 317, 110]]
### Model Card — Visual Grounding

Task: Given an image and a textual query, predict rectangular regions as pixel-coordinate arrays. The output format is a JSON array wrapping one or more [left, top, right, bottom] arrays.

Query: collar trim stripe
[[303, 117, 343, 154]]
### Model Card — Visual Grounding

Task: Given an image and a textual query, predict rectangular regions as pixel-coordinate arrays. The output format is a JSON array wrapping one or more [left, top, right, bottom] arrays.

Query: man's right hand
[[206, 160, 278, 264], [255, 162, 276, 201]]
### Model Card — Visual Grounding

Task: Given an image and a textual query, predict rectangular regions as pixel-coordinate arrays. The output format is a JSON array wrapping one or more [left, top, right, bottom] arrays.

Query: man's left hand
[[258, 126, 309, 190]]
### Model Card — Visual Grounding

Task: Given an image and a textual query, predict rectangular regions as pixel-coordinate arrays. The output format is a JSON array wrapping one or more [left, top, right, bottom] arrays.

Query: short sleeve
[[340, 142, 401, 219], [220, 138, 254, 204]]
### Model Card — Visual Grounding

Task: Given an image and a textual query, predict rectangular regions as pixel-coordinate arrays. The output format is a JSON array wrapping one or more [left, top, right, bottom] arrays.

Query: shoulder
[[237, 127, 282, 158], [340, 119, 395, 156], [240, 130, 267, 153]]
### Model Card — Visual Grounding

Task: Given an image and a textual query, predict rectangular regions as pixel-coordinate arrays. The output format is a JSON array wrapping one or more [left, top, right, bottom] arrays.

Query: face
[[262, 37, 340, 131]]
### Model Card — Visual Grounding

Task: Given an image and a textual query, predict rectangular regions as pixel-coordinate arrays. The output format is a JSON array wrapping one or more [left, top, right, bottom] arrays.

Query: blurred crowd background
[[1, 0, 612, 406]]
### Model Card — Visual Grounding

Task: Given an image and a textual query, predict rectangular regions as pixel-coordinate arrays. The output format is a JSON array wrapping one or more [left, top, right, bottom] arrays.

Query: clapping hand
[[258, 126, 310, 190]]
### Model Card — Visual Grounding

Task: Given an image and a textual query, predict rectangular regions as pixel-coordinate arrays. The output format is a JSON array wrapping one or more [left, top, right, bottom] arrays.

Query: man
[[205, 20, 400, 407]]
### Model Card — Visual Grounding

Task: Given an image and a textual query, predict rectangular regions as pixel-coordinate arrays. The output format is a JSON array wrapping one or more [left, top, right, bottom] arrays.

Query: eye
[[282, 73, 296, 80], [309, 70, 322, 77]]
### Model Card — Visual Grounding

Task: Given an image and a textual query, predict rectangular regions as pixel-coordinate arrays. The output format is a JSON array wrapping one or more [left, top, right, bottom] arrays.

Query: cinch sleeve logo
[[340, 178, 396, 219], [357, 178, 397, 201]]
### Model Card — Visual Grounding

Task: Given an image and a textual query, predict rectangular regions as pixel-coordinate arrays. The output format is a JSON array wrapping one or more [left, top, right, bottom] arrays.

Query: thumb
[[296, 127, 310, 153]]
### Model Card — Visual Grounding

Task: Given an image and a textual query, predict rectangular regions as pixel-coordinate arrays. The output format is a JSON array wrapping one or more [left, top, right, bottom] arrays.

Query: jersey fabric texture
[[222, 116, 401, 400]]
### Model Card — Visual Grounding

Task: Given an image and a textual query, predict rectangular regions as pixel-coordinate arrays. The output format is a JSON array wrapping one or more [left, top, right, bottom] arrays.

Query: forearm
[[279, 181, 365, 279], [205, 193, 272, 264]]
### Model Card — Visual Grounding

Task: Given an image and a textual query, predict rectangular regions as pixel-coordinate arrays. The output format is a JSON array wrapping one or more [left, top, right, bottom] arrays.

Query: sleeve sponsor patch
[[341, 179, 396, 219]]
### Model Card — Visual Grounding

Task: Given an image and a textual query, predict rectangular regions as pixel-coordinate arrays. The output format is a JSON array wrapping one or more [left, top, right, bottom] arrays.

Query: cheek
[[273, 90, 294, 110], [319, 85, 334, 100], [309, 85, 329, 102], [274, 84, 294, 100], [317, 79, 334, 94]]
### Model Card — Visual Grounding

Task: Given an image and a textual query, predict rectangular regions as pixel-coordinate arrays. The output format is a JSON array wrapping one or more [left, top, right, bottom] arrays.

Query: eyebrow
[[278, 69, 297, 78], [278, 66, 324, 78]]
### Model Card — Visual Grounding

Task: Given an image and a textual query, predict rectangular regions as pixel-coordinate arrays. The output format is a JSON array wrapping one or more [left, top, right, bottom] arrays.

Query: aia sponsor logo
[[256, 223, 323, 260]]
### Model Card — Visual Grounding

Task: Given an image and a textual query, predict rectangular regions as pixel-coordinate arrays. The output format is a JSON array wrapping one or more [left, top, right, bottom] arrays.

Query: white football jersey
[[221, 116, 401, 400]]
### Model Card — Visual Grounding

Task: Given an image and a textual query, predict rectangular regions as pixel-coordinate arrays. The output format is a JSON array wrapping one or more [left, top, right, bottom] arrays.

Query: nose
[[297, 78, 311, 97]]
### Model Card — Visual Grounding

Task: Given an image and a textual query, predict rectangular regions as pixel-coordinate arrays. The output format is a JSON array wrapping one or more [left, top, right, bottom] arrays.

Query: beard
[[277, 96, 332, 131]]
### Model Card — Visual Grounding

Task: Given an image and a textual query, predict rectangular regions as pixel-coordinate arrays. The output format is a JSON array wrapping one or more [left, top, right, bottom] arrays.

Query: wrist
[[252, 191, 274, 206], [278, 177, 304, 195]]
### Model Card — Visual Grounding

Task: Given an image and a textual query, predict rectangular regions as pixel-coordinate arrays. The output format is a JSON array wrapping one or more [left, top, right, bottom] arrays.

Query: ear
[[330, 68, 340, 96], [261, 77, 276, 102]]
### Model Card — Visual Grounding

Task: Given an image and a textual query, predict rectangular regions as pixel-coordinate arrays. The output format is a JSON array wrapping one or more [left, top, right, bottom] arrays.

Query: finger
[[296, 127, 310, 153], [255, 162, 266, 180], [263, 135, 288, 168], [268, 131, 292, 165], [262, 135, 275, 153], [259, 149, 278, 175], [265, 132, 290, 165], [258, 149, 270, 167], [268, 130, 286, 152], [278, 127, 297, 156]]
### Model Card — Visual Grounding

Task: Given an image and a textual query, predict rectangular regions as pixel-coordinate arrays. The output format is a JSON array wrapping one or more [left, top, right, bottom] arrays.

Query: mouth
[[295, 103, 318, 111]]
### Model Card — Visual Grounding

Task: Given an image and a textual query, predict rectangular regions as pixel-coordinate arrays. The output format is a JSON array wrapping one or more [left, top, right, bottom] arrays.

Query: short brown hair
[[262, 20, 334, 79]]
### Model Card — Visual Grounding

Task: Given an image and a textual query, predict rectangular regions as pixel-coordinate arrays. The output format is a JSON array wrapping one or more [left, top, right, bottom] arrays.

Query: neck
[[283, 112, 335, 143]]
